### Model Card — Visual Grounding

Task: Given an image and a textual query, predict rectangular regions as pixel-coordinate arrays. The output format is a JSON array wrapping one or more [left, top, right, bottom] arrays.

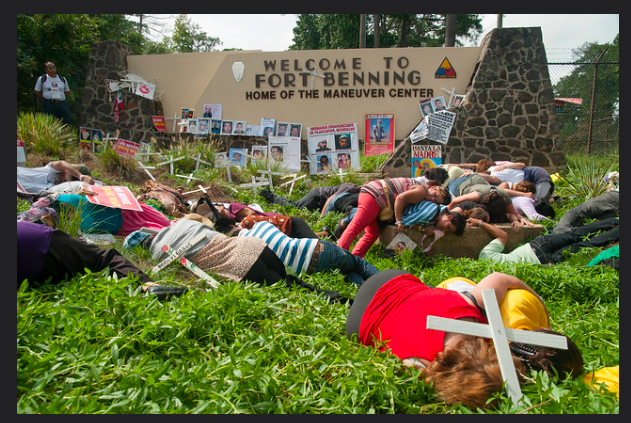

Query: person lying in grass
[[213, 217, 379, 286], [345, 270, 583, 409], [17, 220, 186, 300]]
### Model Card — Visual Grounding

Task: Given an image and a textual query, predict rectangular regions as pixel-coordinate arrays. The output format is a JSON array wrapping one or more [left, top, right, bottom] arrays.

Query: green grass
[[17, 141, 619, 413]]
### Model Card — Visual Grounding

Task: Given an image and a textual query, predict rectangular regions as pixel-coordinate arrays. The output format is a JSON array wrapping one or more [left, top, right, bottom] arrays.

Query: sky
[[154, 14, 618, 59]]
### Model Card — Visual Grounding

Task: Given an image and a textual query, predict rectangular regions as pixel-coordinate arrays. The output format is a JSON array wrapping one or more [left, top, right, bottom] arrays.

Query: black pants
[[36, 229, 153, 287], [267, 187, 325, 211], [42, 98, 71, 125], [530, 217, 619, 264], [241, 246, 287, 286], [289, 216, 319, 238], [345, 269, 408, 340]]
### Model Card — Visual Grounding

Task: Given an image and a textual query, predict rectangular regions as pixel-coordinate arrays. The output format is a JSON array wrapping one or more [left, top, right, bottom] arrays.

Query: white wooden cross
[[426, 289, 568, 404], [240, 176, 270, 190], [257, 169, 284, 187], [441, 86, 458, 108], [306, 70, 326, 90], [156, 154, 185, 174], [138, 163, 156, 181], [174, 172, 198, 184], [280, 173, 307, 196], [191, 152, 213, 171]]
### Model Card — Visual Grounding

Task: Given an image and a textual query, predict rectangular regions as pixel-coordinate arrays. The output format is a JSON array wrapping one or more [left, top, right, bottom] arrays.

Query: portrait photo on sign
[[384, 233, 417, 257], [187, 119, 198, 135], [368, 117, 390, 142], [276, 122, 289, 137], [335, 133, 352, 150], [431, 96, 447, 112], [202, 104, 213, 118], [251, 145, 268, 162], [260, 118, 276, 136], [289, 123, 302, 138], [215, 152, 228, 168], [336, 152, 351, 170], [232, 120, 246, 135], [312, 136, 333, 154], [419, 99, 434, 117], [92, 129, 104, 153], [316, 154, 332, 173], [197, 118, 209, 138], [80, 126, 91, 141], [211, 119, 221, 134], [229, 148, 247, 166], [449, 94, 465, 109], [221, 120, 233, 135]]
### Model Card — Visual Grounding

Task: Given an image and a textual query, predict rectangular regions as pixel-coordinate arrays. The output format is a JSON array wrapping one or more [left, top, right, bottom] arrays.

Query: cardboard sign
[[152, 116, 167, 132], [135, 81, 156, 100], [17, 140, 26, 167], [113, 139, 140, 157], [83, 184, 143, 211], [364, 113, 394, 156]]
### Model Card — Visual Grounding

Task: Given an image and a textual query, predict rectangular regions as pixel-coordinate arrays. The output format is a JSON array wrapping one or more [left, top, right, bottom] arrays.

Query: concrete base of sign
[[379, 223, 545, 259]]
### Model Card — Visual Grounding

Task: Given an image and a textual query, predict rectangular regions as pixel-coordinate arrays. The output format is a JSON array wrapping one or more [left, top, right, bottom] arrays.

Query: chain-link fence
[[547, 61, 619, 156]]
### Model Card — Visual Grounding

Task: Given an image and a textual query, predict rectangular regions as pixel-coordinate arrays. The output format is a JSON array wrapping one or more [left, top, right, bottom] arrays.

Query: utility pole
[[373, 14, 380, 48], [497, 14, 503, 28]]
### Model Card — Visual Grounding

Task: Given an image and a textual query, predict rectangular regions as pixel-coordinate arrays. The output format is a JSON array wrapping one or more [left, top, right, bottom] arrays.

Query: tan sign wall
[[127, 47, 482, 141]]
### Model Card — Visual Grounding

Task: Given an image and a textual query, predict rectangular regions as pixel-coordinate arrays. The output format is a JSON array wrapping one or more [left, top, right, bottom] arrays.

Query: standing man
[[34, 61, 71, 125]]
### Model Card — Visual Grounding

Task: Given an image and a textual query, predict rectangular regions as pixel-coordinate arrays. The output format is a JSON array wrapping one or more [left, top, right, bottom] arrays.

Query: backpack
[[41, 73, 67, 87]]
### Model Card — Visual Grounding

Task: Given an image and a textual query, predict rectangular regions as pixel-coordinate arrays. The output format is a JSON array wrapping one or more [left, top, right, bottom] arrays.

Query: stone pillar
[[381, 27, 566, 177], [80, 39, 171, 146]]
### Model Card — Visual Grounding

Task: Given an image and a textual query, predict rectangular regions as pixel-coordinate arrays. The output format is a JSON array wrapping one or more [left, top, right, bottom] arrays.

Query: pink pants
[[336, 192, 382, 258]]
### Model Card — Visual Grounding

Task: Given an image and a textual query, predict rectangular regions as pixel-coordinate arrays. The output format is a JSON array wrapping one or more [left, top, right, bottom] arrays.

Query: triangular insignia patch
[[435, 57, 456, 78]]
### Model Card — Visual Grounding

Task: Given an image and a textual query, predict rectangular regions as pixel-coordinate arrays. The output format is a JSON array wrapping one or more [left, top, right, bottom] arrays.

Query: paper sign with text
[[84, 185, 143, 211], [113, 139, 141, 157]]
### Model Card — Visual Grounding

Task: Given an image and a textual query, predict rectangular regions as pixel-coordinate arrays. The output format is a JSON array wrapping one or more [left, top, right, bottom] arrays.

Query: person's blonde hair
[[423, 337, 525, 409]]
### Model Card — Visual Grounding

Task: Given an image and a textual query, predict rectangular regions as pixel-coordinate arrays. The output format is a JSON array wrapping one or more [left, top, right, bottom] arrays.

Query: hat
[[339, 134, 350, 140], [182, 213, 214, 227], [535, 203, 556, 219], [123, 230, 151, 249], [77, 164, 92, 176]]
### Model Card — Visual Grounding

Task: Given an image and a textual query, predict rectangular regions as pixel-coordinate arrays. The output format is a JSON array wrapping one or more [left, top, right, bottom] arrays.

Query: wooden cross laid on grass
[[149, 232, 220, 289], [426, 289, 568, 404]]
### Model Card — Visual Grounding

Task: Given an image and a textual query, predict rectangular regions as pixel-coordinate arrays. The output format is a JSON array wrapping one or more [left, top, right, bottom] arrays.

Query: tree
[[554, 35, 619, 150], [289, 14, 482, 50], [167, 14, 222, 53]]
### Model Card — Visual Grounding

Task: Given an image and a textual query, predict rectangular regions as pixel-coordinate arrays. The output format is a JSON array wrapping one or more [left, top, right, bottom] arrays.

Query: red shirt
[[359, 274, 487, 361]]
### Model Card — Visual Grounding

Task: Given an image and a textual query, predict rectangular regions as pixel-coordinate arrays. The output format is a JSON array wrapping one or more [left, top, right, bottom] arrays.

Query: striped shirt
[[401, 201, 447, 226], [361, 177, 420, 209], [238, 220, 318, 274]]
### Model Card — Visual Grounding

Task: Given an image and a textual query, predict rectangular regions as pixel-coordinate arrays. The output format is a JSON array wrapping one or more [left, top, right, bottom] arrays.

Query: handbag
[[377, 180, 395, 222]]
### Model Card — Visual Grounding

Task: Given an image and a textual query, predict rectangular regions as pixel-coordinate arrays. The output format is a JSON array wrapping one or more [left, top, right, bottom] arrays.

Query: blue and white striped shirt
[[238, 220, 318, 274], [401, 201, 447, 226]]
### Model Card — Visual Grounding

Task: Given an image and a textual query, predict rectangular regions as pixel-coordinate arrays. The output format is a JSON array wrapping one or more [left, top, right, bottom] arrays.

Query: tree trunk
[[373, 14, 380, 48], [400, 15, 409, 47], [444, 14, 456, 47], [359, 14, 366, 48]]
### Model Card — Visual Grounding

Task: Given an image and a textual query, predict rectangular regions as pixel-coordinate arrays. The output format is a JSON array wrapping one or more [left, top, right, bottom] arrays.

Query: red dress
[[359, 274, 487, 361]]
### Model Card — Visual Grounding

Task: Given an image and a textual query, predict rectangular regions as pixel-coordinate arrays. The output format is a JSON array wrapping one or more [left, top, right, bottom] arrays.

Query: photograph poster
[[260, 118, 276, 137], [411, 144, 442, 178], [251, 145, 268, 162], [79, 126, 92, 153], [268, 136, 301, 171], [210, 120, 222, 134], [384, 233, 418, 256], [92, 129, 104, 153], [215, 152, 228, 168], [229, 148, 247, 167], [364, 113, 395, 157], [306, 123, 360, 175]]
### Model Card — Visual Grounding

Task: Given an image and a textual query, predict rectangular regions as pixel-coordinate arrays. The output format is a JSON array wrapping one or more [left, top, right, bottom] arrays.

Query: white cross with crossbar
[[427, 289, 568, 404]]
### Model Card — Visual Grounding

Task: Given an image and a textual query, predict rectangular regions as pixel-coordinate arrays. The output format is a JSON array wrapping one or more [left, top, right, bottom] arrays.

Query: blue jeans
[[313, 240, 380, 285]]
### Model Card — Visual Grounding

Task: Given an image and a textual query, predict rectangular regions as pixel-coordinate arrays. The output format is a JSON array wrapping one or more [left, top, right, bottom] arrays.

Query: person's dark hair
[[450, 212, 467, 236], [481, 189, 507, 222], [466, 207, 490, 223], [424, 167, 449, 186], [513, 181, 536, 194], [213, 217, 237, 234], [509, 328, 583, 379]]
